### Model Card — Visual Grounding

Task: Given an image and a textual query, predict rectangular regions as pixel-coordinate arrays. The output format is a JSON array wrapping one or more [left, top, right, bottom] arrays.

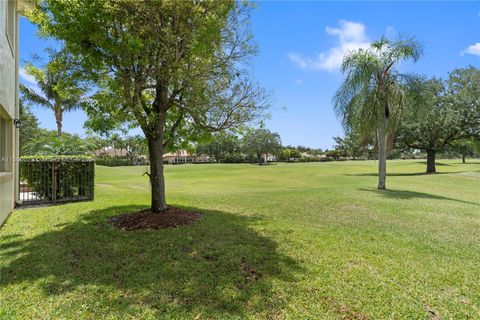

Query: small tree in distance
[[451, 139, 480, 164], [333, 131, 364, 160], [242, 128, 282, 164], [196, 132, 242, 163]]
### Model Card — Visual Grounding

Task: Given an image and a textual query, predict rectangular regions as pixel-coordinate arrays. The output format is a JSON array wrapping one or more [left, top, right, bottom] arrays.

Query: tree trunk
[[377, 119, 387, 190], [462, 154, 466, 163], [264, 153, 267, 164], [55, 109, 63, 136], [426, 149, 436, 174], [147, 136, 167, 212]]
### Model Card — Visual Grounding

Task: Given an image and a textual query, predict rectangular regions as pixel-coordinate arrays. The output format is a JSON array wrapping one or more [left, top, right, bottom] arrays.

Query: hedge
[[20, 156, 94, 204], [21, 155, 94, 162], [95, 158, 134, 167]]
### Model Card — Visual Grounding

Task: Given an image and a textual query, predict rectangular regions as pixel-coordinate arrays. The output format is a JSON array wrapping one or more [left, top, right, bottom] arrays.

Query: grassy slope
[[1, 160, 479, 319]]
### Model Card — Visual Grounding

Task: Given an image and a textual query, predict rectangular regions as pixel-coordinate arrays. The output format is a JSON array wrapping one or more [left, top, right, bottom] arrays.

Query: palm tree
[[333, 37, 422, 189], [20, 51, 85, 136]]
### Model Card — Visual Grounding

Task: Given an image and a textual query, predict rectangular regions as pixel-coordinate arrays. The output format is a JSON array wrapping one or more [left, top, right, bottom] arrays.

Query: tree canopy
[[30, 0, 269, 212], [397, 67, 480, 173], [196, 131, 242, 163], [242, 128, 282, 163]]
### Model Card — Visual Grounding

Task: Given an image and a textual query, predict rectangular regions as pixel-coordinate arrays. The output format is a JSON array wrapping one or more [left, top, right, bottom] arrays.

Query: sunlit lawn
[[1, 159, 480, 319]]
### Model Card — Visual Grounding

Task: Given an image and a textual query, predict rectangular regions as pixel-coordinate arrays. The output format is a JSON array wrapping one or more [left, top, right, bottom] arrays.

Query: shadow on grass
[[359, 188, 478, 205], [415, 161, 453, 167], [345, 171, 466, 177], [0, 205, 300, 318]]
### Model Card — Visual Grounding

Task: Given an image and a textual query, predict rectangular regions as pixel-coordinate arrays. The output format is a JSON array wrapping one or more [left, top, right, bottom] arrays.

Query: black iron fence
[[18, 156, 94, 205]]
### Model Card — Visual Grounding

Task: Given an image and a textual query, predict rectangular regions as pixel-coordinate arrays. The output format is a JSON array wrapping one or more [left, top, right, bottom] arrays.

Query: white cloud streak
[[19, 66, 47, 99], [461, 43, 480, 56], [288, 20, 370, 72], [19, 66, 38, 85]]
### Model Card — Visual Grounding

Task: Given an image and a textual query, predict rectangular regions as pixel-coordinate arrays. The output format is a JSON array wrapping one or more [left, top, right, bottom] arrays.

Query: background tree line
[[21, 92, 480, 167], [333, 65, 480, 174]]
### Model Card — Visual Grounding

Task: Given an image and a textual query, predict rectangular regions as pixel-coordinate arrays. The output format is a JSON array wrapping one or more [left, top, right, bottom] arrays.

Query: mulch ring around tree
[[109, 207, 202, 231]]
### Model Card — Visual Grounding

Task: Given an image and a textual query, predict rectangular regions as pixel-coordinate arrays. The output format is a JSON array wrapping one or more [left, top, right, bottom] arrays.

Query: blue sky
[[19, 1, 480, 149]]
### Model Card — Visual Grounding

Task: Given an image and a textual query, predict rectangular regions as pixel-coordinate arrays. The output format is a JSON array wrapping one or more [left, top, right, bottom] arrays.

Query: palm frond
[[334, 49, 382, 135], [334, 35, 423, 140], [19, 84, 54, 110], [391, 36, 423, 63]]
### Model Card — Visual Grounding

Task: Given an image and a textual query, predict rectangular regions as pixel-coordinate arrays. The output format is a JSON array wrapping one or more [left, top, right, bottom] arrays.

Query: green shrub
[[95, 158, 134, 167], [298, 156, 320, 162], [20, 156, 94, 203], [221, 154, 245, 163]]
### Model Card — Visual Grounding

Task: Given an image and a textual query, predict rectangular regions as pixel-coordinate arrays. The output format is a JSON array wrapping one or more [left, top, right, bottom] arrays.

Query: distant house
[[0, 0, 35, 226], [262, 153, 277, 162], [92, 146, 128, 158], [163, 150, 213, 164], [300, 152, 326, 161], [92, 146, 148, 166]]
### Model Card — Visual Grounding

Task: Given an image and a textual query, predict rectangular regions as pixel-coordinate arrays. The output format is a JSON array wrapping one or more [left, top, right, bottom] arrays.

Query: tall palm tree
[[333, 37, 422, 189], [20, 51, 85, 136]]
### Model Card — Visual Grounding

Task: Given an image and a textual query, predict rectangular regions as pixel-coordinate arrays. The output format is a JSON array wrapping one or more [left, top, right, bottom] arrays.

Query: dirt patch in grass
[[324, 297, 369, 320], [424, 304, 440, 320], [240, 257, 262, 284], [109, 207, 202, 231]]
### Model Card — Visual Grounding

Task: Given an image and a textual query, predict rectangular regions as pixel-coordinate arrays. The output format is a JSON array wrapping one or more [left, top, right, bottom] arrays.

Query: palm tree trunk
[[377, 118, 387, 190], [55, 109, 63, 136]]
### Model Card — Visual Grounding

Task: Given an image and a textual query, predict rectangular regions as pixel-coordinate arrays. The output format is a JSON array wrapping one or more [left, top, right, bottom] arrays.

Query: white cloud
[[19, 66, 38, 85], [19, 66, 47, 99], [288, 20, 370, 72], [461, 43, 480, 56], [287, 53, 308, 69]]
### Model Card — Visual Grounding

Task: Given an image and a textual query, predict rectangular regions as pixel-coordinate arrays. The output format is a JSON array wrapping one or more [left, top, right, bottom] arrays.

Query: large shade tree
[[397, 68, 480, 173], [31, 0, 269, 212], [20, 50, 86, 136], [333, 37, 422, 189]]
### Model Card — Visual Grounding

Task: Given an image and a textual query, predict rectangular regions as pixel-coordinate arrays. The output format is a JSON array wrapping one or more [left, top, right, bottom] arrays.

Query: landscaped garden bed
[[109, 207, 202, 231]]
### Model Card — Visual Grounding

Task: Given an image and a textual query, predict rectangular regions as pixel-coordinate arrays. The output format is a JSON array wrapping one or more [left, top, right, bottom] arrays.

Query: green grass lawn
[[1, 160, 480, 319]]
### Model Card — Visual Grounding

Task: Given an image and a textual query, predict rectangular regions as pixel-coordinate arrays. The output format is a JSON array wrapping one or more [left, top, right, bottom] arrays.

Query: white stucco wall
[[0, 0, 19, 226], [0, 0, 17, 119]]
